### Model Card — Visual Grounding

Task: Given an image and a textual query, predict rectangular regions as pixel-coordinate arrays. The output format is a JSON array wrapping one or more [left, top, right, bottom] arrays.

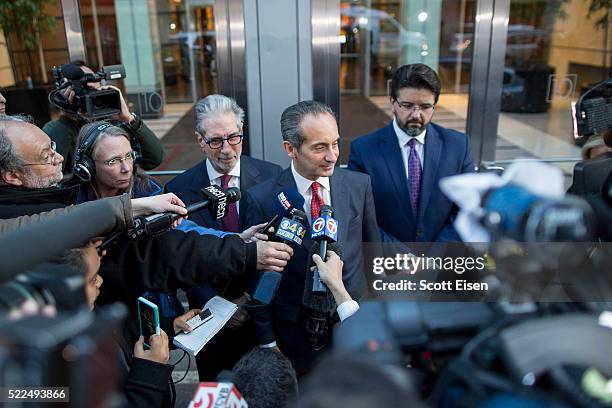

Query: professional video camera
[[49, 63, 126, 120], [334, 163, 612, 407], [572, 77, 612, 139]]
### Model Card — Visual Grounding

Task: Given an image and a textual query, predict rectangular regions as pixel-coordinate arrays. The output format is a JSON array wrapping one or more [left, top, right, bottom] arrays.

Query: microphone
[[310, 205, 338, 292], [188, 382, 247, 408], [303, 241, 343, 313], [252, 209, 308, 305], [258, 189, 305, 236], [60, 63, 85, 80], [98, 186, 241, 252]]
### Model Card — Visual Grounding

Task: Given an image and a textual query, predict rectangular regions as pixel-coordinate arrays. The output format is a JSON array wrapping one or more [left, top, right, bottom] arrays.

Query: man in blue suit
[[348, 63, 475, 243], [165, 94, 282, 380], [243, 100, 380, 374]]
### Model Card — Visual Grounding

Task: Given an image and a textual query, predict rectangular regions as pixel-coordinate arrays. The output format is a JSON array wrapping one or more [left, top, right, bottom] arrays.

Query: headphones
[[72, 122, 114, 182]]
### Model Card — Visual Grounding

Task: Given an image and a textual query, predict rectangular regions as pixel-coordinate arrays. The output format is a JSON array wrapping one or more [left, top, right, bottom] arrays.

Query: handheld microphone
[[310, 205, 338, 292], [303, 241, 343, 313], [252, 209, 308, 305], [259, 189, 305, 236], [188, 382, 247, 408], [98, 186, 241, 252]]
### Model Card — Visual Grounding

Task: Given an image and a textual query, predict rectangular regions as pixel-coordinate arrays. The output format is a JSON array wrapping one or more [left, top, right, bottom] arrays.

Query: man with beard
[[348, 64, 474, 242]]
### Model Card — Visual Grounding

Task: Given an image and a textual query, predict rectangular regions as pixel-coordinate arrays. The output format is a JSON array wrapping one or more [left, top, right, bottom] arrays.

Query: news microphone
[[310, 205, 338, 292], [259, 189, 305, 236], [303, 241, 343, 313], [188, 382, 247, 408], [252, 209, 308, 305], [98, 186, 241, 252]]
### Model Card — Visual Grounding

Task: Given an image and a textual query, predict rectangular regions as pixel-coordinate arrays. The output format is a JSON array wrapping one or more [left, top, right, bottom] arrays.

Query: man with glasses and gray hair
[[165, 94, 282, 380], [348, 63, 475, 243]]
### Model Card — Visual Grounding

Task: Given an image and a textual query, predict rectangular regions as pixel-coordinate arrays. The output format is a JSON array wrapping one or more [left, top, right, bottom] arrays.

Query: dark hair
[[233, 347, 298, 408], [390, 63, 441, 103], [280, 100, 336, 149], [297, 355, 425, 408]]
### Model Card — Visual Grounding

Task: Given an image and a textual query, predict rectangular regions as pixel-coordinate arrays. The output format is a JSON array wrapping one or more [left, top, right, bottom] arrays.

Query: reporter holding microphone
[[312, 251, 360, 322]]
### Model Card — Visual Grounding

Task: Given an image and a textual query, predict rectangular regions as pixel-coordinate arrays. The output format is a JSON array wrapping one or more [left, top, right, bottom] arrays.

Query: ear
[[283, 141, 297, 159], [195, 131, 203, 145], [389, 96, 397, 114], [1, 170, 24, 186]]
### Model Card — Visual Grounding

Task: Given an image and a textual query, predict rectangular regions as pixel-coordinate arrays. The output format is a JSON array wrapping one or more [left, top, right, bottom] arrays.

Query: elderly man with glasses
[[165, 94, 282, 381], [348, 63, 475, 243]]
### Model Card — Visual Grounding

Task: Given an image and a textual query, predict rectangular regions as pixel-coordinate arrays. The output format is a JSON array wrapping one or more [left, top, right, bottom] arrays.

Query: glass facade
[[0, 0, 609, 173]]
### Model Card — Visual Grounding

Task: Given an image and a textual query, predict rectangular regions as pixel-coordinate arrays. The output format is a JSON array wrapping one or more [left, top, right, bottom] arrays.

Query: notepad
[[173, 296, 238, 355]]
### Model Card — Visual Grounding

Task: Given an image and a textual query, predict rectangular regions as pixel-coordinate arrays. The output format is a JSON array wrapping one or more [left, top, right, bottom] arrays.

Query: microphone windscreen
[[274, 189, 305, 217], [60, 63, 85, 80], [302, 242, 343, 314], [226, 187, 241, 203]]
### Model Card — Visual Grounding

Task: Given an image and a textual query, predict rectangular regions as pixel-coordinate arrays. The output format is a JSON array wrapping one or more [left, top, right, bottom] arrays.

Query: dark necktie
[[310, 181, 324, 219], [220, 174, 240, 232], [407, 138, 422, 216]]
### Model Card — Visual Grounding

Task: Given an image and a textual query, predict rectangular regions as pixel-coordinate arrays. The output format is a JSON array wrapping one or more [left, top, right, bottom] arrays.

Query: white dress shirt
[[393, 118, 426, 181], [290, 162, 331, 223], [206, 158, 241, 213]]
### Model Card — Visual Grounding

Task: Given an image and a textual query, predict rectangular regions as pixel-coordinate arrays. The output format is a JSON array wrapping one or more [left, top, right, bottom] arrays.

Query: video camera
[[49, 63, 127, 120], [572, 78, 612, 139]]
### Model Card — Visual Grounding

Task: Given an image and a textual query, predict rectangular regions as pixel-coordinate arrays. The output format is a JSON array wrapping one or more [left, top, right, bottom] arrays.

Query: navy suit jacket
[[165, 155, 282, 230], [348, 122, 475, 243], [242, 167, 380, 347]]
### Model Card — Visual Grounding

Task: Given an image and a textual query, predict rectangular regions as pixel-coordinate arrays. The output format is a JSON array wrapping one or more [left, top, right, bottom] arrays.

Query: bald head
[[0, 115, 64, 188]]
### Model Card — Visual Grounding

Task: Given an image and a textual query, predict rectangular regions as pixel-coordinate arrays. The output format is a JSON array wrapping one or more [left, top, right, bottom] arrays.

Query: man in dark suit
[[348, 63, 475, 243], [243, 100, 380, 375], [165, 94, 282, 380]]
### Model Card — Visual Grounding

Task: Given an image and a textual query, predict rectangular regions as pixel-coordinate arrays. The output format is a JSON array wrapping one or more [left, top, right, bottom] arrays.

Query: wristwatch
[[128, 112, 142, 131]]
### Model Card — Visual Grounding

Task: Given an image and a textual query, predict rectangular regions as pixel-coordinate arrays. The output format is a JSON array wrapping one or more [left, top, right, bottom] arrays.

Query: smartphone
[[137, 296, 160, 349], [184, 308, 214, 333]]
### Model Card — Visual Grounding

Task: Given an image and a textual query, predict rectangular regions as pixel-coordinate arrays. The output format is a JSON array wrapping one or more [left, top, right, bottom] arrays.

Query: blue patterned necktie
[[407, 138, 422, 216]]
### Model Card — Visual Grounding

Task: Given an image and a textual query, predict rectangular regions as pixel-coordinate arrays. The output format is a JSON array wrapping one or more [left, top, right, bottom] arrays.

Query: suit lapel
[[419, 124, 442, 221], [380, 124, 415, 220], [329, 170, 350, 245], [239, 156, 262, 191]]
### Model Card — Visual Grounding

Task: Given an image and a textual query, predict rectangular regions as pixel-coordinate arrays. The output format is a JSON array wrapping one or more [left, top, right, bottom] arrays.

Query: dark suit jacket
[[242, 167, 380, 372], [165, 155, 282, 230], [348, 122, 475, 243]]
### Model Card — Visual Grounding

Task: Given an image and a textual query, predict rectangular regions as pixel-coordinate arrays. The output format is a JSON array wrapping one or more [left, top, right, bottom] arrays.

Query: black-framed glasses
[[23, 141, 58, 166], [96, 151, 136, 167], [203, 133, 243, 149], [394, 100, 435, 114]]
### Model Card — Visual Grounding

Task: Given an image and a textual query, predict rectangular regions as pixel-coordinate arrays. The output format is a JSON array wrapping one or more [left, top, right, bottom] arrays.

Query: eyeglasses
[[394, 100, 435, 114], [97, 151, 136, 167], [203, 133, 243, 149], [23, 141, 58, 166]]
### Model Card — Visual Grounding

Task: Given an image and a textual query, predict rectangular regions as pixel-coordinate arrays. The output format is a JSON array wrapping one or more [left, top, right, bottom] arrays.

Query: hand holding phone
[[137, 297, 160, 349], [184, 308, 213, 334]]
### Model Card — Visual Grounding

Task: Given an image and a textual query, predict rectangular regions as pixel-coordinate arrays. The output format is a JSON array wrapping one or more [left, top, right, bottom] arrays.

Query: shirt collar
[[206, 158, 241, 181], [290, 161, 330, 196], [393, 118, 426, 147]]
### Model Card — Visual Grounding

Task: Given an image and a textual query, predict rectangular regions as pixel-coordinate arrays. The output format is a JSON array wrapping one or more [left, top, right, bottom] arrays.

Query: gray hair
[[0, 114, 35, 175], [280, 100, 335, 149], [76, 121, 130, 162], [194, 94, 245, 136]]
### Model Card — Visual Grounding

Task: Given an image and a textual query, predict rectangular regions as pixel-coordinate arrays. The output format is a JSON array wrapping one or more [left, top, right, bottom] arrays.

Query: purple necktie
[[220, 174, 240, 232], [407, 138, 422, 216]]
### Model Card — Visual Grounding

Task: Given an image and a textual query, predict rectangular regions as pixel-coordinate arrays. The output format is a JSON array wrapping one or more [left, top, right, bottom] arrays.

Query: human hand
[[133, 329, 170, 364], [131, 194, 188, 227], [226, 294, 251, 329], [173, 308, 201, 334], [312, 251, 351, 304], [256, 241, 293, 272], [239, 223, 269, 243]]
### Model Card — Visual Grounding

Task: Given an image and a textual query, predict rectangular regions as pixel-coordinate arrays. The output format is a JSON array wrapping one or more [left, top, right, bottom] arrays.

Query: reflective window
[[339, 0, 475, 164]]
